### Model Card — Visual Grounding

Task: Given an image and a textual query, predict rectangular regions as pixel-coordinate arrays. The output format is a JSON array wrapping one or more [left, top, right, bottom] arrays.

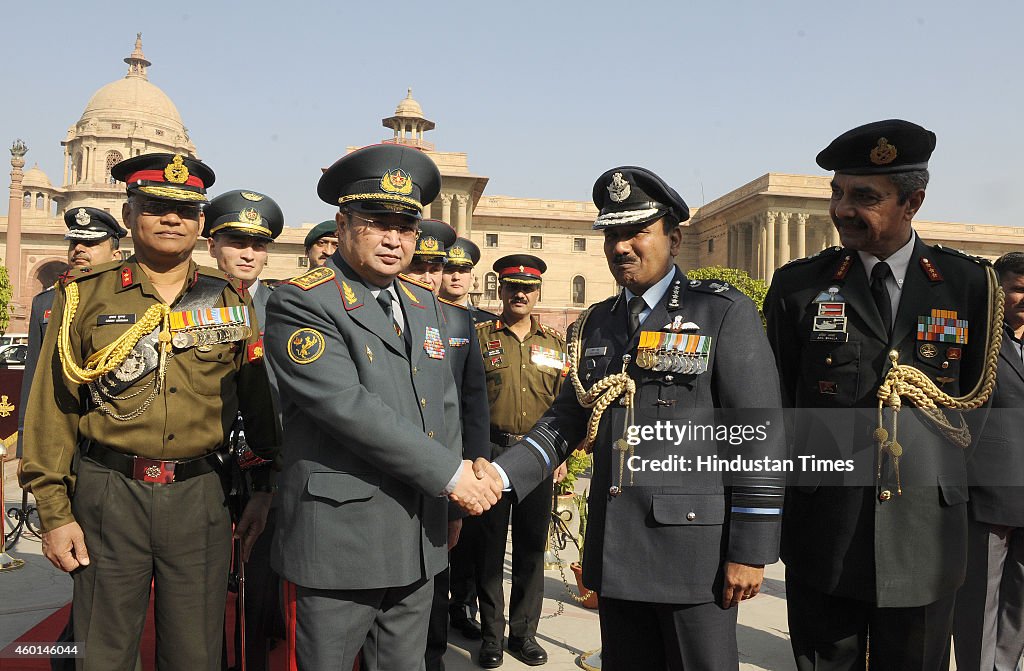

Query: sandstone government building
[[3, 35, 1022, 334]]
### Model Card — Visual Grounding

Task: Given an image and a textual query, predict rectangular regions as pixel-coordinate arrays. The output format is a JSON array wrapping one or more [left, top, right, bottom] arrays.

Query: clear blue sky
[[2, 0, 1022, 228]]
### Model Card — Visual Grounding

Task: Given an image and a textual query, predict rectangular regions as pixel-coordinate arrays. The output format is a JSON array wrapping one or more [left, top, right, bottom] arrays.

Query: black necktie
[[627, 296, 647, 335], [870, 262, 893, 334], [377, 290, 400, 337]]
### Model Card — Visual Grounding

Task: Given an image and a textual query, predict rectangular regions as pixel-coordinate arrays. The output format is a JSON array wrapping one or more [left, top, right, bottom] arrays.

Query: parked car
[[0, 344, 28, 369]]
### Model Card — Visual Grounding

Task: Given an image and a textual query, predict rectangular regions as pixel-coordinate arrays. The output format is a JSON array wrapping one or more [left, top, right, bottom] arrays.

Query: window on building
[[36, 194, 44, 209], [155, 129, 164, 136], [111, 123, 121, 130], [708, 238, 715, 253], [530, 235, 543, 250], [106, 151, 123, 184], [22, 193, 31, 209], [484, 272, 498, 300], [297, 256, 309, 268], [572, 275, 586, 305], [573, 237, 587, 252], [485, 234, 498, 248]]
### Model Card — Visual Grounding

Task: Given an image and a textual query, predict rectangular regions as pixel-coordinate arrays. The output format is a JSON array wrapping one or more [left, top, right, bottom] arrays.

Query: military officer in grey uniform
[[440, 237, 498, 326], [953, 252, 1024, 671], [478, 167, 786, 670], [764, 120, 1002, 670], [404, 219, 492, 670], [203, 189, 285, 671], [18, 207, 126, 459], [263, 144, 502, 671]]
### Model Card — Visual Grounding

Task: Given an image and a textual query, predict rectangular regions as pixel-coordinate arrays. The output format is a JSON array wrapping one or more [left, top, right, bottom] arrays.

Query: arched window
[[572, 275, 586, 305], [36, 194, 45, 209], [23, 192, 31, 208], [74, 152, 83, 183], [105, 150, 123, 184], [484, 272, 498, 301]]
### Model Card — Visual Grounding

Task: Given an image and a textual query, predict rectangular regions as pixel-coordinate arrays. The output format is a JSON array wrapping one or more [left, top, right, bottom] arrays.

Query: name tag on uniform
[[97, 313, 137, 326], [584, 346, 607, 357]]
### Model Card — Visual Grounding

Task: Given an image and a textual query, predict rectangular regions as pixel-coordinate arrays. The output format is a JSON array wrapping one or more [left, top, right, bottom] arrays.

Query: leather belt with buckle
[[490, 429, 524, 448], [81, 440, 222, 484]]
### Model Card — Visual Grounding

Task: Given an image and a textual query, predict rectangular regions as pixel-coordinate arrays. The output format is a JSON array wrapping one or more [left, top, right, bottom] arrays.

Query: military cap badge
[[607, 172, 631, 203], [870, 138, 898, 165], [75, 208, 91, 226], [449, 246, 467, 260], [421, 236, 439, 252], [241, 191, 264, 201], [164, 154, 190, 184], [381, 168, 414, 195]]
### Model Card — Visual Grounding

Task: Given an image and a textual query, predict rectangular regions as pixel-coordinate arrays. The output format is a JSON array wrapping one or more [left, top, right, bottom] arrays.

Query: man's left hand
[[234, 492, 274, 562], [721, 561, 764, 609]]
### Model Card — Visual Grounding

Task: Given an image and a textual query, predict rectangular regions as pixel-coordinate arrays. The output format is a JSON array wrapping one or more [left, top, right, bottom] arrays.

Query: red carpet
[[1, 591, 290, 670]]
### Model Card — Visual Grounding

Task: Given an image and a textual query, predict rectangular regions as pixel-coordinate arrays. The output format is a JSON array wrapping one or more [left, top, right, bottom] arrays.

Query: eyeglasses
[[133, 198, 202, 221], [349, 212, 419, 240]]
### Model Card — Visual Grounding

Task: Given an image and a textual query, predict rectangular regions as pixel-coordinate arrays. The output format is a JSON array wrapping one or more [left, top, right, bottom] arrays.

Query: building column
[[778, 211, 791, 267], [440, 193, 453, 225], [63, 148, 70, 187], [754, 220, 765, 280], [829, 223, 841, 247], [796, 213, 807, 259], [455, 194, 469, 237], [765, 211, 776, 283], [7, 140, 27, 305]]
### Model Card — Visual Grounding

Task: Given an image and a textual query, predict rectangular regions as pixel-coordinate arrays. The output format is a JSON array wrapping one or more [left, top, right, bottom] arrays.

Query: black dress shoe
[[451, 615, 483, 640], [477, 641, 503, 668], [507, 636, 548, 666]]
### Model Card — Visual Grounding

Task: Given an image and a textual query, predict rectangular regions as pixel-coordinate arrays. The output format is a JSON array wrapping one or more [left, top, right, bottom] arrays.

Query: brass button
[[412, 366, 418, 374], [686, 511, 696, 521], [522, 387, 527, 392], [941, 361, 949, 369], [521, 364, 526, 369], [879, 490, 892, 501], [522, 411, 527, 416], [427, 430, 434, 438], [825, 356, 833, 366], [420, 398, 427, 407]]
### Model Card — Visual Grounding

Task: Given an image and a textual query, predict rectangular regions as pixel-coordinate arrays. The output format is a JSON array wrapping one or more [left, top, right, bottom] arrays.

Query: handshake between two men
[[448, 458, 508, 515]]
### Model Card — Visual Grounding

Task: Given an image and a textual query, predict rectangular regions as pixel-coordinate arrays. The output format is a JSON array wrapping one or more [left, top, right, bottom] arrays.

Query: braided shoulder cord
[[567, 306, 636, 453], [875, 265, 1004, 492], [58, 281, 172, 386]]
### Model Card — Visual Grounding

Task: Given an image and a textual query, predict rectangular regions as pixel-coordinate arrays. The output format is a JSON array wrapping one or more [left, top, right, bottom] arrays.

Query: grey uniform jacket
[[764, 239, 993, 607], [966, 325, 1024, 527], [16, 287, 54, 458], [264, 254, 463, 590], [495, 267, 786, 605]]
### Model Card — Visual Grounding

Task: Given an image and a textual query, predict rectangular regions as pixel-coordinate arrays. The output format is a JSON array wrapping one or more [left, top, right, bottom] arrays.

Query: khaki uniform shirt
[[20, 257, 281, 531], [477, 316, 566, 435]]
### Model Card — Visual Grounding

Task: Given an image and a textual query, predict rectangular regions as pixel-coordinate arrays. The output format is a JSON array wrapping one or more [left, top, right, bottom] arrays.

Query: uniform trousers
[[598, 595, 738, 671], [292, 576, 432, 671], [448, 517, 481, 621], [953, 518, 1024, 670], [477, 471, 553, 644], [71, 456, 232, 671], [786, 574, 955, 671], [426, 566, 450, 671]]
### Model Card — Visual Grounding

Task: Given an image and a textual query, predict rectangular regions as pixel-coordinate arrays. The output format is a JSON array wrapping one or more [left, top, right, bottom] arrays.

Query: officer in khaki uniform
[[764, 120, 1001, 670], [20, 153, 281, 671], [475, 254, 566, 667]]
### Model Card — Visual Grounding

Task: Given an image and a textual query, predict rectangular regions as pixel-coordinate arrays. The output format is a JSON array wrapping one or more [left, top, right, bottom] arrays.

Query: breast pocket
[[190, 343, 237, 396], [485, 357, 508, 404], [801, 341, 861, 407]]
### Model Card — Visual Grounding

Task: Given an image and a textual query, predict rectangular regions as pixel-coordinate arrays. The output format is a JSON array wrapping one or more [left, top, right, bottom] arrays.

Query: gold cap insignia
[[519, 265, 525, 272], [241, 191, 264, 201], [870, 138, 898, 165], [75, 208, 91, 226], [240, 208, 262, 225], [449, 246, 467, 259], [380, 168, 414, 196], [164, 154, 190, 183], [608, 172, 631, 203], [420, 236, 439, 252]]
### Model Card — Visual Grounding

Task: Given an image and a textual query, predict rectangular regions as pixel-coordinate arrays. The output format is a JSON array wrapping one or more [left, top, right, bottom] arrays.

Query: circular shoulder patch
[[288, 328, 326, 364]]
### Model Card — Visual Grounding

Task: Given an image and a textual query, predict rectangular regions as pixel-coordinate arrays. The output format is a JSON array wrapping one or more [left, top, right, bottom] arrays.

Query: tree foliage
[[0, 264, 11, 335], [686, 265, 768, 327]]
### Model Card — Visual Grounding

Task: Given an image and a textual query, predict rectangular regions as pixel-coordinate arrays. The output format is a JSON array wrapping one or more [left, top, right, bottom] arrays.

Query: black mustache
[[613, 254, 639, 265]]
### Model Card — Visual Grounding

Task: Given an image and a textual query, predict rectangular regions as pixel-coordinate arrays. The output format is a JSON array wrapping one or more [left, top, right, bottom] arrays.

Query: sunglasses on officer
[[130, 197, 202, 221]]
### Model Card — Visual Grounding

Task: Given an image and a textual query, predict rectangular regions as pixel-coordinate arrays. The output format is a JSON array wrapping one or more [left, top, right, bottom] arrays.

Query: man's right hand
[[41, 521, 89, 572], [450, 460, 501, 515]]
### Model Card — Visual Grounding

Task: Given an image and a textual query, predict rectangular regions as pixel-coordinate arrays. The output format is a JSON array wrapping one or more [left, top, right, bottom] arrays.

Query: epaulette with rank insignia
[[687, 278, 741, 298], [540, 324, 565, 342], [438, 296, 468, 310], [476, 319, 498, 332], [933, 244, 991, 266], [398, 273, 433, 291], [286, 266, 335, 290], [58, 258, 123, 286], [778, 246, 844, 270]]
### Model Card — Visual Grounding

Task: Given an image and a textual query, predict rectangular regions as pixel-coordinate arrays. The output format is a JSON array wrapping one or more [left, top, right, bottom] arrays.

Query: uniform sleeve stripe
[[524, 436, 552, 469], [731, 507, 782, 515]]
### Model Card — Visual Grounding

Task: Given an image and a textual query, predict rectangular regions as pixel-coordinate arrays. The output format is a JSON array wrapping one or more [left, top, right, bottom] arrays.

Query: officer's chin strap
[[566, 306, 637, 494], [875, 266, 1004, 495]]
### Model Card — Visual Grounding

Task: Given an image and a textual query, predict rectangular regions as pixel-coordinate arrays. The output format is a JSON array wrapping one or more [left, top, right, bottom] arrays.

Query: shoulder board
[[779, 246, 844, 270], [476, 320, 497, 331], [398, 273, 433, 291], [686, 278, 742, 299], [932, 244, 991, 266], [286, 266, 336, 290], [438, 296, 468, 310], [59, 259, 123, 285], [540, 324, 565, 341]]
